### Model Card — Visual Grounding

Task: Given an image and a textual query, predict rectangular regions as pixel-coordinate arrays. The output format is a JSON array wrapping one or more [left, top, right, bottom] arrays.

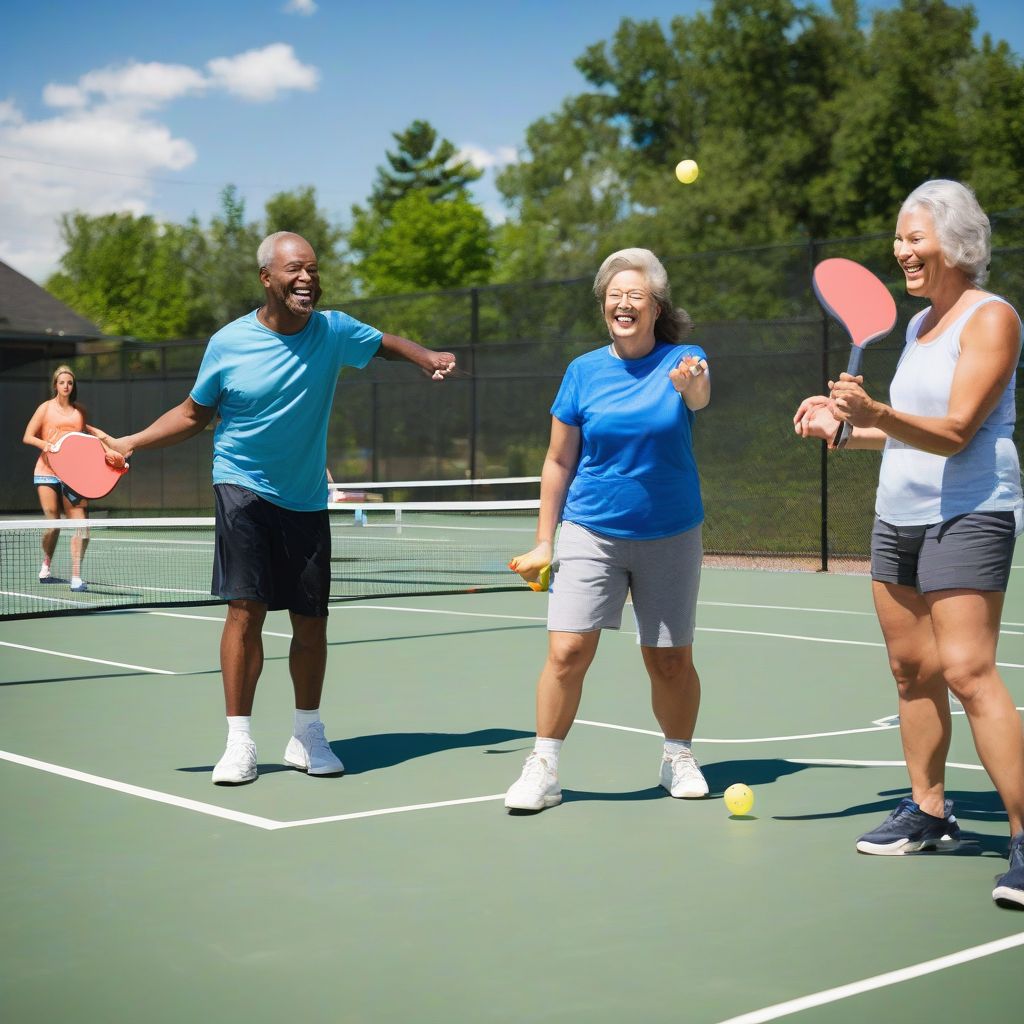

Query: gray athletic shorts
[[547, 521, 702, 647], [870, 512, 1016, 593]]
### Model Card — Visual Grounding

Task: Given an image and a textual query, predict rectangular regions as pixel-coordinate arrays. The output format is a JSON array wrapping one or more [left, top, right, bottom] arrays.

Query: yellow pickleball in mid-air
[[724, 783, 754, 816], [675, 159, 699, 184]]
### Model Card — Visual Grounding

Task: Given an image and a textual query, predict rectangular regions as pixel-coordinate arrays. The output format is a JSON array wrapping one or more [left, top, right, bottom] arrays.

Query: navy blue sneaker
[[992, 831, 1024, 910], [856, 797, 961, 855]]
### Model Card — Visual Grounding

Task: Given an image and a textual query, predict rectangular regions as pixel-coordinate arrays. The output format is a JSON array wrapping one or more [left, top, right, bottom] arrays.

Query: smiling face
[[893, 207, 951, 298], [260, 234, 322, 322], [52, 370, 76, 403], [603, 269, 661, 351]]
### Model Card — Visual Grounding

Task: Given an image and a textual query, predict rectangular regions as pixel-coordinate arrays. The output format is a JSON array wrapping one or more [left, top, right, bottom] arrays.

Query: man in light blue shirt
[[110, 232, 456, 785]]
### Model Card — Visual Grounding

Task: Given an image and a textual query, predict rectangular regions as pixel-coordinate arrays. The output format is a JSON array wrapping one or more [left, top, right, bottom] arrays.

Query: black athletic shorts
[[212, 483, 331, 616]]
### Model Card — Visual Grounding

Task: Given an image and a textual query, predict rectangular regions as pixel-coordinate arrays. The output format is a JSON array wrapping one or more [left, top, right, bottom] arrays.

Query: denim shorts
[[870, 512, 1016, 593], [33, 475, 83, 506]]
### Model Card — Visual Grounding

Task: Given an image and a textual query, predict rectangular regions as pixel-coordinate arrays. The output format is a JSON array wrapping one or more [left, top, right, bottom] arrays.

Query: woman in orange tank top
[[22, 365, 114, 593]]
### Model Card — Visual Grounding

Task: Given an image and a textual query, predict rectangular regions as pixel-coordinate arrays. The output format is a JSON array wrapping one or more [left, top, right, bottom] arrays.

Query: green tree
[[350, 120, 492, 295], [366, 119, 482, 215], [355, 189, 492, 296], [202, 185, 263, 328], [492, 0, 1024, 284], [46, 212, 207, 340]]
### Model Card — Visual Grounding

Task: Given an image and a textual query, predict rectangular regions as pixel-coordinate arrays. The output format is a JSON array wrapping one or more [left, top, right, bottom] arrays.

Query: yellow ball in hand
[[724, 783, 754, 816], [675, 159, 699, 184], [527, 564, 551, 593]]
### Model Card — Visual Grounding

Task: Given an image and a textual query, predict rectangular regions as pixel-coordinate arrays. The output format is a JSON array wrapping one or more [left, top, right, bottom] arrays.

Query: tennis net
[[0, 500, 540, 620]]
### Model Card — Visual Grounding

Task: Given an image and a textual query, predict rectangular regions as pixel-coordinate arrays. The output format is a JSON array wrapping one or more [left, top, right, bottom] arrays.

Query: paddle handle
[[832, 346, 865, 449]]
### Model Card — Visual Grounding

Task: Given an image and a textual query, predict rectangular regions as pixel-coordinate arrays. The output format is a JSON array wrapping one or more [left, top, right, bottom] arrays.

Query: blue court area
[[1, 558, 1022, 1023]]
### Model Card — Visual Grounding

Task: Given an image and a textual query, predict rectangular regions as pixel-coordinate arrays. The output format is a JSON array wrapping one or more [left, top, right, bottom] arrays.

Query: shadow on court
[[176, 726, 534, 776], [1, 671, 161, 687]]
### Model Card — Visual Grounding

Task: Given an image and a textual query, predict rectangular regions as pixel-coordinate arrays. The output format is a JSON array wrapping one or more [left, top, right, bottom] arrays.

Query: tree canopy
[[44, 1, 1024, 336]]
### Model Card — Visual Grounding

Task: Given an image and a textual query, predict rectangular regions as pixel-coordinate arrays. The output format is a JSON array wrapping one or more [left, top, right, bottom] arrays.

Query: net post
[[810, 235, 830, 573], [469, 287, 479, 486]]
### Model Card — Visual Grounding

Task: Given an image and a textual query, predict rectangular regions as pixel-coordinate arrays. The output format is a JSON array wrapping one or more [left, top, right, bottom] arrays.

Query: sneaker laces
[[667, 748, 701, 778], [1009, 832, 1024, 868], [883, 797, 918, 822], [520, 753, 552, 782], [224, 735, 256, 767]]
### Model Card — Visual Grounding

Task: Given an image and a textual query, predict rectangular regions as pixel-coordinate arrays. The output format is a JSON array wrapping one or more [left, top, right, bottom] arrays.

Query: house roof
[[0, 259, 103, 343]]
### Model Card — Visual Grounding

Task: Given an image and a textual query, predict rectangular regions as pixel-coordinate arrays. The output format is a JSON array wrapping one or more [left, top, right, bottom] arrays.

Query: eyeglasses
[[606, 290, 649, 304]]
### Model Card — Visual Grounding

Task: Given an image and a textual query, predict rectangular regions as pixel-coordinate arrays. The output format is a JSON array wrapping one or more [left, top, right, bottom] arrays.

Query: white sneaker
[[212, 736, 258, 785], [284, 721, 345, 776], [659, 748, 709, 798], [505, 753, 562, 811], [70, 576, 88, 592]]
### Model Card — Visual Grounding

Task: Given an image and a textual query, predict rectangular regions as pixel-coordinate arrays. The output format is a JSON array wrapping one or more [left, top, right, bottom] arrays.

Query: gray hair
[[593, 247, 694, 344], [256, 231, 298, 271], [899, 180, 991, 286]]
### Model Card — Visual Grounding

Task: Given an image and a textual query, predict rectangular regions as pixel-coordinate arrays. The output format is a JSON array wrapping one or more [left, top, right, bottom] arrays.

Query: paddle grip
[[832, 346, 865, 450]]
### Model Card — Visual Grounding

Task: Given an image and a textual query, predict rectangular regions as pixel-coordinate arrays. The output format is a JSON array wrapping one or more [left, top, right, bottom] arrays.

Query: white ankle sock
[[664, 739, 692, 757], [294, 708, 321, 734], [534, 737, 562, 771], [226, 716, 252, 739]]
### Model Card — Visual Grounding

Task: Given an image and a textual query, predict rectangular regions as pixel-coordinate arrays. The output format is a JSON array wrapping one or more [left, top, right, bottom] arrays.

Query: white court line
[[0, 750, 275, 828], [0, 641, 178, 675], [713, 931, 1024, 1024], [148, 611, 292, 638], [699, 600, 875, 617], [276, 793, 505, 828], [0, 749, 507, 829], [575, 720, 898, 743], [788, 757, 985, 772]]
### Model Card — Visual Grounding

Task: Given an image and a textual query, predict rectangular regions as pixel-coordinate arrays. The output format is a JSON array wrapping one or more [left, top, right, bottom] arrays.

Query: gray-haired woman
[[506, 247, 712, 813], [794, 180, 1024, 909]]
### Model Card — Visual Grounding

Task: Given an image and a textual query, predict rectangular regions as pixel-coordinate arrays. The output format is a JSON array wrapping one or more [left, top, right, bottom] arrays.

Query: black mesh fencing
[[4, 219, 1022, 569]]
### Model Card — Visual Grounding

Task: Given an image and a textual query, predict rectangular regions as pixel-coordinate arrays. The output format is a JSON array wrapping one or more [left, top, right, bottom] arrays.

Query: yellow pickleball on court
[[724, 783, 754, 816]]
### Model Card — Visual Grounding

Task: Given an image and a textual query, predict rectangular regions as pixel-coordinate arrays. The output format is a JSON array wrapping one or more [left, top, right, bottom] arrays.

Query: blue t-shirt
[[552, 340, 706, 539], [191, 309, 382, 511]]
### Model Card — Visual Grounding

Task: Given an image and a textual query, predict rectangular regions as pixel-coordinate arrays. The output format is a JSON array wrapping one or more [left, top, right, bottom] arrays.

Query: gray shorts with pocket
[[870, 512, 1016, 593], [547, 520, 702, 647]]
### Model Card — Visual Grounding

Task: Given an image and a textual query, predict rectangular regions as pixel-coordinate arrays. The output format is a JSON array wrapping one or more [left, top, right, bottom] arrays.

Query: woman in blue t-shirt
[[794, 180, 1024, 910], [505, 247, 711, 813]]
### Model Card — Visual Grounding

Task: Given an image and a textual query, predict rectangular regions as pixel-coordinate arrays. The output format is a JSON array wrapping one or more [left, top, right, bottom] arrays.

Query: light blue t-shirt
[[191, 309, 382, 511], [876, 295, 1023, 529], [552, 340, 706, 539]]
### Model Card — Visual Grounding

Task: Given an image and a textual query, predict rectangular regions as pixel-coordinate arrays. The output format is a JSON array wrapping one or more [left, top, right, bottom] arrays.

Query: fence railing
[[4, 222, 1022, 570]]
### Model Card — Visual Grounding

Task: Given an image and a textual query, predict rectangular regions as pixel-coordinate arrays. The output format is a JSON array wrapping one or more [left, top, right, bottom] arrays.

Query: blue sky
[[1, 0, 1021, 282]]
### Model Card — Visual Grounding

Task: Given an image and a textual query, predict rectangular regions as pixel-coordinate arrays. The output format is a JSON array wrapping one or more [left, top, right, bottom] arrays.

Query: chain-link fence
[[3, 218, 1021, 570]]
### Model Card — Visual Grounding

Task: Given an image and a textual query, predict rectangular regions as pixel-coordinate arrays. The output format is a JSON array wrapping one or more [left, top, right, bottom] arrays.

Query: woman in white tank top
[[794, 180, 1024, 910]]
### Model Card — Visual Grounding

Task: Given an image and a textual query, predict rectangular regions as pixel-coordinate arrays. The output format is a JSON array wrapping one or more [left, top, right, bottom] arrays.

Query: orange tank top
[[33, 400, 87, 476]]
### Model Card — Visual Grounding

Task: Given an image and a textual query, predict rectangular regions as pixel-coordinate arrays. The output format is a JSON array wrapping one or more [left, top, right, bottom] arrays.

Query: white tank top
[[875, 295, 1023, 530]]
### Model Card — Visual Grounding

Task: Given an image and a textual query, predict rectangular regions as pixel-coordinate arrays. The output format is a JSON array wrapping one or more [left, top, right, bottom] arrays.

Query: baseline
[[712, 931, 1024, 1024]]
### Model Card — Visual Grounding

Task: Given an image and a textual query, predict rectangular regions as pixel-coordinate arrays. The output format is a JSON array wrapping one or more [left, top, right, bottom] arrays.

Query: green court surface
[[2, 566, 1022, 1023]]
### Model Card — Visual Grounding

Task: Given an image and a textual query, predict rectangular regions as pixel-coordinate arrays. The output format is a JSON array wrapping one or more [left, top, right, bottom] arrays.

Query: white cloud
[[42, 83, 88, 109], [0, 99, 23, 125], [283, 0, 318, 14], [0, 45, 321, 281], [206, 44, 318, 102], [455, 143, 518, 171], [0, 102, 197, 280], [77, 62, 208, 107]]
